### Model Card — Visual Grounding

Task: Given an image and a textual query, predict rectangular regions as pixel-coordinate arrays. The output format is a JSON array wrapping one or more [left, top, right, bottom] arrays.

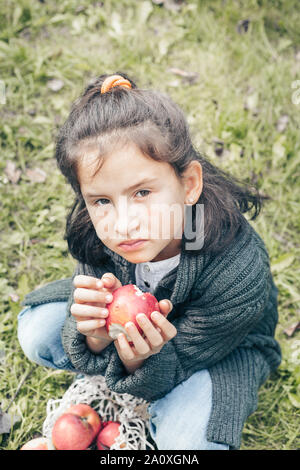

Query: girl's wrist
[[122, 358, 145, 374], [86, 335, 112, 354]]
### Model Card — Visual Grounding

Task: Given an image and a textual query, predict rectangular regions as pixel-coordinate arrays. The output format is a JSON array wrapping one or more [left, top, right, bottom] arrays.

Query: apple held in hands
[[105, 284, 160, 341], [52, 403, 101, 450]]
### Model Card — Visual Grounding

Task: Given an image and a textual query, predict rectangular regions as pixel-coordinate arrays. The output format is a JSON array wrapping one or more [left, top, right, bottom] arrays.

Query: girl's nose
[[114, 212, 140, 238]]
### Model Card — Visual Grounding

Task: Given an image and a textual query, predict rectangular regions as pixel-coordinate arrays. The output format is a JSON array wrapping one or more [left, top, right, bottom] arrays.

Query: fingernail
[[151, 311, 160, 321], [137, 313, 147, 323], [106, 294, 113, 302]]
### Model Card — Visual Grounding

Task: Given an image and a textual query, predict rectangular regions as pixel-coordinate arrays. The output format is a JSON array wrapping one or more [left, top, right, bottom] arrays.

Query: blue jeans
[[18, 302, 229, 450]]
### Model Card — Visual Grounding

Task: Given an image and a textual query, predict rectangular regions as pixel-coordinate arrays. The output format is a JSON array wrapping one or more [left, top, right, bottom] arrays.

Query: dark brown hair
[[55, 71, 269, 266]]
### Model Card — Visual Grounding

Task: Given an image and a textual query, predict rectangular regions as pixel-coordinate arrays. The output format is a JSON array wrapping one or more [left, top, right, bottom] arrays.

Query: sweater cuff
[[61, 313, 115, 375], [104, 342, 179, 402]]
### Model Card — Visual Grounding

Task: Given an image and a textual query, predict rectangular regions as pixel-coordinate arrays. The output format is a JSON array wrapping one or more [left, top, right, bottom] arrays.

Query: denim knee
[[17, 302, 75, 370], [147, 369, 229, 450]]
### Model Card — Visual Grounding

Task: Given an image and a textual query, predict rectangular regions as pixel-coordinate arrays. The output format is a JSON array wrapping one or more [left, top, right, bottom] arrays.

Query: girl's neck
[[150, 239, 181, 262]]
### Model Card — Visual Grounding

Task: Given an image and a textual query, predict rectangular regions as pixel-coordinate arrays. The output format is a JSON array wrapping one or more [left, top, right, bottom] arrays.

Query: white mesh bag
[[42, 374, 156, 450]]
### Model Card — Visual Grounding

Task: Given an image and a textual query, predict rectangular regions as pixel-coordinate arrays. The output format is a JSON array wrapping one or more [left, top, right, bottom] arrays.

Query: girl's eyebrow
[[84, 177, 157, 198]]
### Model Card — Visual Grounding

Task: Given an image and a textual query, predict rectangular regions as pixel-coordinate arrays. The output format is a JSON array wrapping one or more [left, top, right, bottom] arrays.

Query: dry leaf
[[4, 161, 22, 184], [284, 321, 300, 338], [168, 67, 199, 84], [25, 167, 47, 183], [152, 0, 184, 10], [0, 349, 5, 365], [0, 408, 21, 435], [164, 0, 184, 12], [133, 403, 151, 420], [237, 19, 250, 34], [9, 293, 20, 302], [47, 78, 64, 92], [212, 138, 224, 157], [276, 114, 289, 133], [244, 90, 259, 114]]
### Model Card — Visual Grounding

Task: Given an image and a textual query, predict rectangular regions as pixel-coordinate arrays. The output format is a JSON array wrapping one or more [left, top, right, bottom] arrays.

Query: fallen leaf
[[237, 19, 250, 34], [284, 321, 300, 338], [244, 90, 259, 114], [164, 0, 184, 12], [9, 293, 20, 302], [25, 167, 47, 183], [272, 135, 287, 166], [0, 408, 21, 435], [212, 137, 224, 157], [134, 403, 151, 420], [288, 392, 300, 409], [47, 78, 64, 92], [271, 252, 294, 273], [0, 349, 5, 365], [168, 67, 199, 84], [4, 161, 22, 184], [276, 114, 289, 133], [30, 238, 42, 245]]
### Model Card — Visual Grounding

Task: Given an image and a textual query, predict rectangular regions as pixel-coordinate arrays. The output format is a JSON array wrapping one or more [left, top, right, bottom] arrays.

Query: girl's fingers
[[115, 334, 135, 361], [73, 273, 122, 295], [150, 311, 177, 341], [124, 322, 151, 355], [70, 303, 108, 318], [73, 287, 113, 305], [100, 273, 122, 291], [158, 299, 173, 316], [76, 318, 106, 334], [135, 314, 164, 348], [74, 275, 103, 289]]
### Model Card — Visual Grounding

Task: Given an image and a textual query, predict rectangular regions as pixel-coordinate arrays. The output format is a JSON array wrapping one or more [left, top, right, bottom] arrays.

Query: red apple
[[96, 421, 125, 450], [20, 437, 54, 450], [52, 403, 101, 450], [106, 284, 160, 341], [65, 404, 102, 437]]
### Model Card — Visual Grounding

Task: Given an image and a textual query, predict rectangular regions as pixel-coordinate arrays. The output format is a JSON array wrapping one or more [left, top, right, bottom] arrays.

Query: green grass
[[1, 0, 299, 450]]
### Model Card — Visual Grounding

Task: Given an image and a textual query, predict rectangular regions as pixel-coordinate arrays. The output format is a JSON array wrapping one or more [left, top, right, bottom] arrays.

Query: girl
[[18, 72, 281, 450]]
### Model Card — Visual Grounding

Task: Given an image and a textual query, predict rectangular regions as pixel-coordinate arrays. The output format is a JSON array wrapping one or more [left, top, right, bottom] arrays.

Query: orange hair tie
[[101, 75, 132, 94]]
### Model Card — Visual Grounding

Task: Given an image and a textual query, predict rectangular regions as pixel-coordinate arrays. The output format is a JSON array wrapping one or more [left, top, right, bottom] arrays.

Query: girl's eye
[[94, 190, 150, 206], [95, 198, 110, 206], [136, 189, 150, 198]]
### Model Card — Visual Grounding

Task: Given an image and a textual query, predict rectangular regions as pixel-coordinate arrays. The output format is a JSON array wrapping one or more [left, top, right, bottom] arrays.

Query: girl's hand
[[71, 273, 122, 342], [114, 299, 177, 373]]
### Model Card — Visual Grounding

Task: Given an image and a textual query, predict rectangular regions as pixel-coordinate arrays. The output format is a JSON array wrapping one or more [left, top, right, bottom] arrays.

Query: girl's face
[[78, 141, 188, 263]]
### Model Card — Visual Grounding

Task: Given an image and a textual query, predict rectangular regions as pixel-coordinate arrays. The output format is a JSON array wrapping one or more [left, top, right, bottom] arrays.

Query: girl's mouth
[[118, 239, 148, 251]]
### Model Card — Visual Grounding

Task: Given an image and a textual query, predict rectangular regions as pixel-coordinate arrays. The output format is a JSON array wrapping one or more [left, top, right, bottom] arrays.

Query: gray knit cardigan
[[22, 218, 281, 449]]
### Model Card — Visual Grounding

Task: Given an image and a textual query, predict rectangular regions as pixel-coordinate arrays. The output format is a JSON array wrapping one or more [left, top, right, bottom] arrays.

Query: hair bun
[[101, 75, 132, 94]]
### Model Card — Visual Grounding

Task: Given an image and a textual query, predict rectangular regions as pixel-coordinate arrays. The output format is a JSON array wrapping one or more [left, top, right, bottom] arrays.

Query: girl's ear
[[182, 160, 203, 204]]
